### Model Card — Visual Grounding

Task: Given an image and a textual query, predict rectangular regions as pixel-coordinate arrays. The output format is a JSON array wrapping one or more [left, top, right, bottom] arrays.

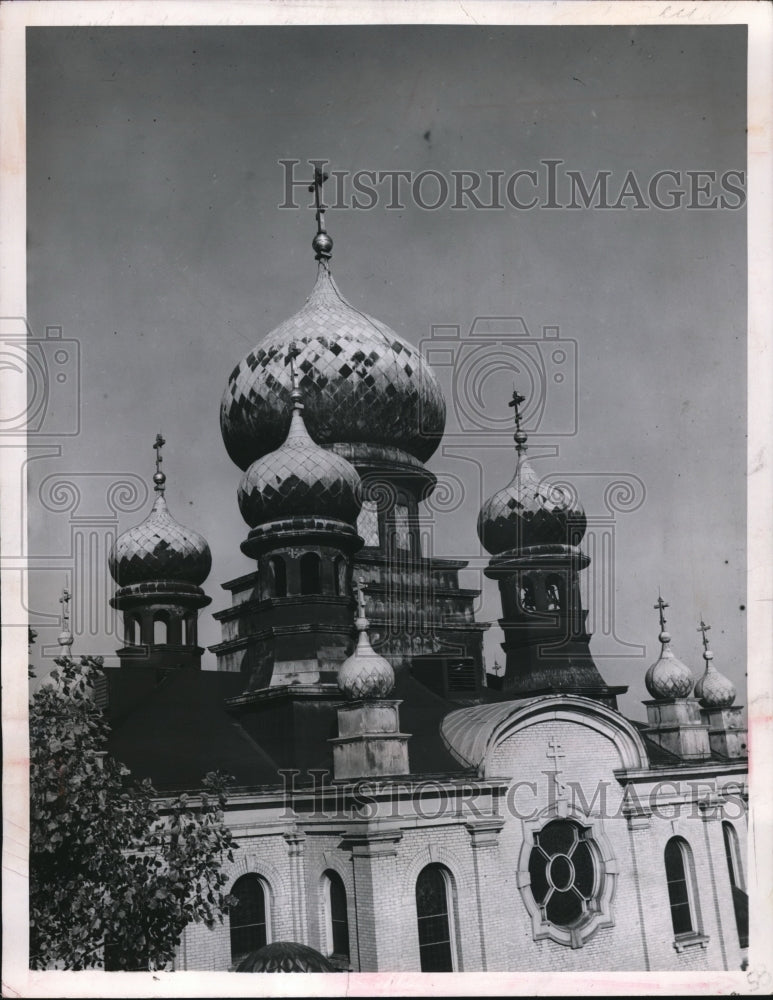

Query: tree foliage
[[30, 654, 236, 971]]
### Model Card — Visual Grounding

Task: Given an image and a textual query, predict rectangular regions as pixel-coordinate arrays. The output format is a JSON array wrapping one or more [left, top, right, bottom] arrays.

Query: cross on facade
[[492, 660, 503, 677], [654, 593, 669, 631], [546, 737, 565, 768], [697, 617, 712, 652]]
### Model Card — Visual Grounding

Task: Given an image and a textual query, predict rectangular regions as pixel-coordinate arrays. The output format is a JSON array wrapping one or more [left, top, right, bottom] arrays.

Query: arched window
[[519, 576, 536, 612], [546, 575, 563, 611], [357, 499, 380, 547], [334, 556, 347, 597], [664, 838, 699, 937], [323, 870, 350, 962], [415, 864, 454, 972], [152, 613, 168, 646], [722, 822, 748, 948], [124, 615, 138, 645], [267, 556, 287, 598], [230, 874, 268, 966], [183, 614, 197, 647], [300, 552, 321, 595]]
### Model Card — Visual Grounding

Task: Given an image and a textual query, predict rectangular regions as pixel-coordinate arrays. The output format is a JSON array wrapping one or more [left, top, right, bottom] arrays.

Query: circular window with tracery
[[520, 816, 615, 948]]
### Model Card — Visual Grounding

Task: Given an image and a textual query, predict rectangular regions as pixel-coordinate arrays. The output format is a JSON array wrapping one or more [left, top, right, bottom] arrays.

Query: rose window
[[527, 819, 599, 928]]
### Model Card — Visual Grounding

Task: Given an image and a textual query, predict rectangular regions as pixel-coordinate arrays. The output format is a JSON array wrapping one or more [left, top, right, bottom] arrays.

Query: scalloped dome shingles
[[238, 407, 361, 529], [220, 265, 446, 471], [108, 493, 212, 587], [477, 453, 586, 555]]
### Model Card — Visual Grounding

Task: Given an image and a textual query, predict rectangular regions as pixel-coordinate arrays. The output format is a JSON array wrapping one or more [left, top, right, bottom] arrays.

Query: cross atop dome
[[153, 433, 166, 493], [308, 164, 333, 262], [509, 386, 528, 453], [654, 593, 669, 632], [697, 617, 711, 654]]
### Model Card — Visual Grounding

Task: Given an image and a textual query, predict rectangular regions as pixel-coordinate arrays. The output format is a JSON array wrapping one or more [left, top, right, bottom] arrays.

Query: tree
[[30, 654, 236, 970]]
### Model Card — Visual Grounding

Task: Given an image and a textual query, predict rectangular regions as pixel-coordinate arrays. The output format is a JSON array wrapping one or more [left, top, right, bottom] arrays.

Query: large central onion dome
[[109, 487, 211, 587], [238, 363, 362, 529], [220, 263, 446, 471], [477, 392, 585, 555]]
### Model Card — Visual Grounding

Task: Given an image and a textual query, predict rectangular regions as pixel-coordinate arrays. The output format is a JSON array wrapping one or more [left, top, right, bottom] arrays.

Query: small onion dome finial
[[644, 593, 694, 699], [309, 165, 333, 262], [694, 616, 736, 708], [337, 579, 395, 700], [57, 585, 74, 650], [153, 433, 166, 493]]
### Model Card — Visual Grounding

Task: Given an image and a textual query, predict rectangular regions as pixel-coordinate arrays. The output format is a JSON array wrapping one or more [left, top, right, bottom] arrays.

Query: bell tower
[[479, 389, 626, 707], [109, 435, 212, 671]]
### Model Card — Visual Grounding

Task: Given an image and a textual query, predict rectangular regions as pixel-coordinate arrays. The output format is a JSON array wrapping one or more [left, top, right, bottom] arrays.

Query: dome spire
[[694, 615, 736, 708], [57, 585, 74, 653], [309, 164, 333, 262], [644, 592, 694, 699], [337, 579, 396, 700], [509, 385, 528, 454], [153, 432, 166, 493]]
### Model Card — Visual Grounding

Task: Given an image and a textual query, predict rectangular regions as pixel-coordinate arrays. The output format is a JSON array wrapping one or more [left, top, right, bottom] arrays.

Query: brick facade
[[175, 697, 747, 972]]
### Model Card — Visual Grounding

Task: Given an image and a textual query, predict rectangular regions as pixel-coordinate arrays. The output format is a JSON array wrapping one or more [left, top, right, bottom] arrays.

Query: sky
[[24, 23, 748, 719]]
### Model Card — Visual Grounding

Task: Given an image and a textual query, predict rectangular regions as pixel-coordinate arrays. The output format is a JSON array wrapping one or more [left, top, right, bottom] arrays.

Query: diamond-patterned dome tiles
[[645, 643, 694, 700], [694, 661, 736, 708], [338, 630, 396, 700], [109, 494, 212, 587], [221, 265, 446, 471], [238, 407, 362, 529], [478, 454, 586, 555]]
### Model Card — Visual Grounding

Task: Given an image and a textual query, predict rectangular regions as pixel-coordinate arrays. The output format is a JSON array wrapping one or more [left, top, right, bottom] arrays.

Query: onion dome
[[234, 941, 335, 973], [220, 263, 446, 471], [108, 435, 212, 587], [645, 596, 694, 699], [477, 388, 585, 555], [694, 618, 736, 708], [237, 344, 362, 529], [338, 581, 395, 700]]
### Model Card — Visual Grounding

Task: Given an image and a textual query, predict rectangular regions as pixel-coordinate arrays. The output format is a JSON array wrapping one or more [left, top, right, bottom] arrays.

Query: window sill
[[673, 932, 709, 953]]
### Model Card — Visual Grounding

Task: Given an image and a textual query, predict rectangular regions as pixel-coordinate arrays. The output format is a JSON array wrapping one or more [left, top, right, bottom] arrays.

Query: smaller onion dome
[[234, 941, 336, 973], [237, 344, 361, 529], [694, 618, 736, 708], [477, 389, 585, 555], [109, 436, 212, 587], [645, 595, 694, 699], [338, 581, 395, 700]]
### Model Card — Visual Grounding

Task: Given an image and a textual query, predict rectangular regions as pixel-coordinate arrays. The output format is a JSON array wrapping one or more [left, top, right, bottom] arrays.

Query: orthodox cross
[[308, 165, 333, 260], [654, 593, 669, 631], [492, 660, 503, 677], [697, 617, 711, 653], [509, 387, 526, 432], [153, 433, 166, 492], [59, 587, 71, 631], [545, 738, 567, 801]]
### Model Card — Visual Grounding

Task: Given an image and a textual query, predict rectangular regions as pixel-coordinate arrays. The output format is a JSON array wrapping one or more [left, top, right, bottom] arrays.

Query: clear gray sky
[[26, 25, 747, 719]]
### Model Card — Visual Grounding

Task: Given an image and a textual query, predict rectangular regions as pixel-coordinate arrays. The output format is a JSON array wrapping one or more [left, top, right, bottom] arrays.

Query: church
[[96, 171, 748, 973]]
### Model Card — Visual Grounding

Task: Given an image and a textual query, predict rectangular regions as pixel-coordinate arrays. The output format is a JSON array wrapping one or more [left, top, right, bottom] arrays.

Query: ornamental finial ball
[[312, 231, 333, 260], [153, 471, 166, 489]]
